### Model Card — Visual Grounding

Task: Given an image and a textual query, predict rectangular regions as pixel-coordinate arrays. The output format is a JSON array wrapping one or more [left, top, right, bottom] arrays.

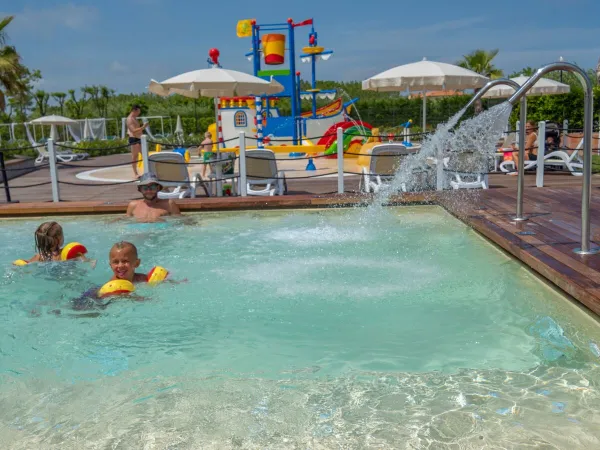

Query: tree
[[52, 92, 67, 115], [457, 49, 504, 114], [66, 88, 87, 118], [100, 85, 114, 116], [0, 16, 28, 112], [82, 84, 115, 117], [508, 67, 536, 78], [33, 90, 49, 116], [82, 85, 101, 116]]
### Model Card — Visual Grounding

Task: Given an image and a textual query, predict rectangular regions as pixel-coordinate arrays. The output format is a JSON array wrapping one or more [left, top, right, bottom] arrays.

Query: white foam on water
[[268, 225, 372, 247]]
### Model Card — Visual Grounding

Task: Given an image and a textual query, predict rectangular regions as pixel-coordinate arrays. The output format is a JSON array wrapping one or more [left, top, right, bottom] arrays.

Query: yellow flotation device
[[147, 266, 169, 286], [61, 242, 88, 261], [98, 280, 136, 298], [12, 242, 87, 266]]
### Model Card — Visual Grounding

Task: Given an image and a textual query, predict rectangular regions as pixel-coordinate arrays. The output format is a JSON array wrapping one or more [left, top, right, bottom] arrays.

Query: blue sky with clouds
[[4, 0, 599, 94]]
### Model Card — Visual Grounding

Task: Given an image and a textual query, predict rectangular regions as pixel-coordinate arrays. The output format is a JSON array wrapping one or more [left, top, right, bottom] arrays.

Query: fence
[[1, 123, 599, 204]]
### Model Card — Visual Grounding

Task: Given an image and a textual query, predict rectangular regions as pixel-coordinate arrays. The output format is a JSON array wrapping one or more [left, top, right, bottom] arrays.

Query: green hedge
[[66, 138, 130, 156], [592, 155, 600, 174]]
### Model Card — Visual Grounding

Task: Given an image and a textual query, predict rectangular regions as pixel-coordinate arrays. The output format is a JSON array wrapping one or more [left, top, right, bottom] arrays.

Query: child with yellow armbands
[[13, 221, 96, 267], [97, 241, 177, 299]]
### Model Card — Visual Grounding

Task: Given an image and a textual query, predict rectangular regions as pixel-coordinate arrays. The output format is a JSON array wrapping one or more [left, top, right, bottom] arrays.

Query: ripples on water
[[1, 207, 600, 448]]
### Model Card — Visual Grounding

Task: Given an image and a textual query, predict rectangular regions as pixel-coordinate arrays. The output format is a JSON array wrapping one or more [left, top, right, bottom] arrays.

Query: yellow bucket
[[262, 34, 285, 65]]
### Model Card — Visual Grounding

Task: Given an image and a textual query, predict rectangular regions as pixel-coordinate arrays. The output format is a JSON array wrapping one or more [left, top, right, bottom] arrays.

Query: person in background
[[201, 131, 214, 179], [127, 105, 148, 179], [509, 120, 538, 175]]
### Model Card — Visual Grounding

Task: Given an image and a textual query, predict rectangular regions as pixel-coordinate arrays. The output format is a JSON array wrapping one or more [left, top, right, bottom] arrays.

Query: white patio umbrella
[[30, 115, 77, 141], [482, 75, 570, 98], [148, 67, 284, 98], [149, 68, 284, 197], [174, 115, 184, 135], [362, 58, 489, 130]]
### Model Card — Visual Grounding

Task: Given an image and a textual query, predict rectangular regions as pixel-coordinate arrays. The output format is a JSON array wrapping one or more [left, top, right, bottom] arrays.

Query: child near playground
[[201, 131, 214, 178], [200, 131, 213, 178]]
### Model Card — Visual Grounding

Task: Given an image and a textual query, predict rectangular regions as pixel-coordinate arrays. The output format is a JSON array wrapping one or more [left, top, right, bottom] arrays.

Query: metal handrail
[[507, 62, 598, 255]]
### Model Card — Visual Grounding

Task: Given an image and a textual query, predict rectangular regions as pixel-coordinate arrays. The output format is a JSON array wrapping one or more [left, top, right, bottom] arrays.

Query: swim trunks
[[128, 137, 141, 146]]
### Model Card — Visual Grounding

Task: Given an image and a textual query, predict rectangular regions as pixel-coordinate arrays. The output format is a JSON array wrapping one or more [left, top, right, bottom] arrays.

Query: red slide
[[317, 121, 373, 148]]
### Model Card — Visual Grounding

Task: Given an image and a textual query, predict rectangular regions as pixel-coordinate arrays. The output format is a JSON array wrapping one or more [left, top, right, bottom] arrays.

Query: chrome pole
[[463, 78, 521, 112], [508, 62, 598, 255], [514, 96, 527, 221]]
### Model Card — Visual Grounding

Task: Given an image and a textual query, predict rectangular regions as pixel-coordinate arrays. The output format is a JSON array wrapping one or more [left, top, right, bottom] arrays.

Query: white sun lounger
[[34, 144, 89, 165], [444, 151, 489, 189], [148, 151, 207, 198], [245, 149, 287, 196], [359, 144, 410, 193]]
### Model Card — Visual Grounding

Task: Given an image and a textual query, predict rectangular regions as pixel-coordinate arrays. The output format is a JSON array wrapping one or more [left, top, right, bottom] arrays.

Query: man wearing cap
[[127, 105, 148, 179], [126, 172, 181, 221]]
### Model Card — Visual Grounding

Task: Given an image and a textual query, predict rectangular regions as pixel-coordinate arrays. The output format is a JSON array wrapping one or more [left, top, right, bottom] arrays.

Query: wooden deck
[[3, 154, 600, 317]]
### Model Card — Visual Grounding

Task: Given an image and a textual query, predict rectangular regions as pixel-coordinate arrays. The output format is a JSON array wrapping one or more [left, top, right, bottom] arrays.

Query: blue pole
[[296, 72, 303, 145], [288, 21, 298, 145], [311, 55, 317, 118], [252, 23, 260, 76]]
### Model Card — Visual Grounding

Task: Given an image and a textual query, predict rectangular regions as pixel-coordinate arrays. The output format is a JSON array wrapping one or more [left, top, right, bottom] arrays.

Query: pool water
[[1, 206, 600, 449]]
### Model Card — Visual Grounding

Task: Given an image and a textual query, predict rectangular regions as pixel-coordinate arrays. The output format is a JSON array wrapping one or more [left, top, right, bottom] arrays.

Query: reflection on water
[[1, 207, 600, 448]]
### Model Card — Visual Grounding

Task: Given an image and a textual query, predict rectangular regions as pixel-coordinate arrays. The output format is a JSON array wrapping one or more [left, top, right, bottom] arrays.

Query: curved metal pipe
[[464, 78, 521, 111], [508, 62, 597, 254], [464, 79, 528, 220]]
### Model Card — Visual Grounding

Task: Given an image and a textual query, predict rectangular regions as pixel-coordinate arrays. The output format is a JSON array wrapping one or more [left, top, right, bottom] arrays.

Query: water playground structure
[[205, 18, 390, 160]]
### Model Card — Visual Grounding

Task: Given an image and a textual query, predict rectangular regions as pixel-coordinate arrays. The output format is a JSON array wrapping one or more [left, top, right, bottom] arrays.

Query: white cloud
[[6, 4, 99, 34], [109, 60, 130, 74]]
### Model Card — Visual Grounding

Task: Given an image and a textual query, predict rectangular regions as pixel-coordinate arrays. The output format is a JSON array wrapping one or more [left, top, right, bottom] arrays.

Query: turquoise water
[[1, 206, 600, 448]]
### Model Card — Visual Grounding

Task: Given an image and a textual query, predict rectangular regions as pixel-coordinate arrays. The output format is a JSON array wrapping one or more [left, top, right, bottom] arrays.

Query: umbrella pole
[[214, 97, 223, 197], [422, 92, 427, 132]]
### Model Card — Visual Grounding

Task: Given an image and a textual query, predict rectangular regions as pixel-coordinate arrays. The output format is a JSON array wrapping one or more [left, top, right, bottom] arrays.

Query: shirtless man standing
[[127, 105, 148, 179], [126, 172, 181, 221]]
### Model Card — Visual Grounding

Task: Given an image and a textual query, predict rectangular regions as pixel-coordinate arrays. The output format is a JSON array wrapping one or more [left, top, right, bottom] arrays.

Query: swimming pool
[[1, 206, 600, 448]]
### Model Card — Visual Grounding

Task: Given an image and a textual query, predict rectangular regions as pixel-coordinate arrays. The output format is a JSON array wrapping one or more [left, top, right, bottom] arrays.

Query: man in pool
[[126, 172, 181, 222]]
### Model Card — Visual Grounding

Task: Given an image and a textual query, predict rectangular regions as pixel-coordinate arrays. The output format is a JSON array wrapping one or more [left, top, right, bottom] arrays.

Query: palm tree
[[52, 92, 67, 115], [457, 49, 504, 114], [596, 57, 600, 85], [0, 16, 26, 112]]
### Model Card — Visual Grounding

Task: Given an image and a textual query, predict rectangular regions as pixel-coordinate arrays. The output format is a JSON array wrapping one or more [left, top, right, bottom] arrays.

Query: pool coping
[[0, 193, 434, 217]]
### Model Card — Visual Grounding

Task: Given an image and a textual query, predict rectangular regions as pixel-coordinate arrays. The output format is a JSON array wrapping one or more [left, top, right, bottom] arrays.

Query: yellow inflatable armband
[[98, 280, 135, 298], [147, 266, 169, 286], [61, 242, 88, 261]]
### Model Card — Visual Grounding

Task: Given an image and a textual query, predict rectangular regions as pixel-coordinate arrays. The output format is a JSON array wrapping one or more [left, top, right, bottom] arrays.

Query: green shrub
[[592, 155, 600, 174], [59, 138, 130, 157], [0, 140, 40, 159]]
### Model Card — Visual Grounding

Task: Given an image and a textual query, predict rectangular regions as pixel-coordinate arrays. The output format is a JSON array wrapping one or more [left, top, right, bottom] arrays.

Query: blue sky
[[3, 0, 600, 94]]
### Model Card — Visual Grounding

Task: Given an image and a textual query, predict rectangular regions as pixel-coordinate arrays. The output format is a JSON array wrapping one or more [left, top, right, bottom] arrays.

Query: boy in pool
[[106, 241, 185, 286], [108, 241, 148, 283], [70, 242, 147, 311]]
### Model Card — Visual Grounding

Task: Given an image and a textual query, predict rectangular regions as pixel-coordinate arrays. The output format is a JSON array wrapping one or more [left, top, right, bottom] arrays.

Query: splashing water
[[338, 88, 368, 135], [370, 102, 514, 209]]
